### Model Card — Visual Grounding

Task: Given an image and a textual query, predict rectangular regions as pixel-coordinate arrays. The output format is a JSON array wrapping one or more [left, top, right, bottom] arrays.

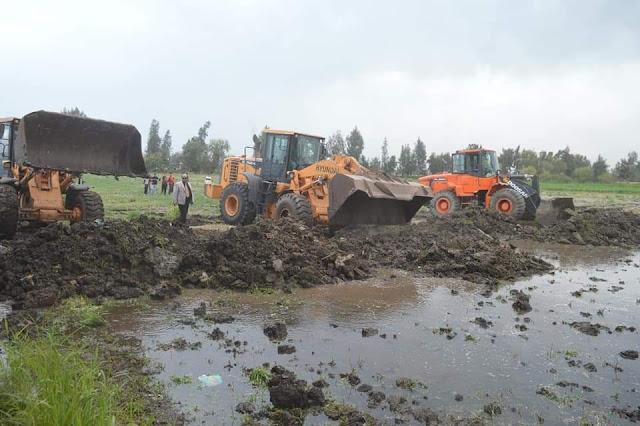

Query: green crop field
[[540, 181, 640, 195], [83, 174, 220, 220]]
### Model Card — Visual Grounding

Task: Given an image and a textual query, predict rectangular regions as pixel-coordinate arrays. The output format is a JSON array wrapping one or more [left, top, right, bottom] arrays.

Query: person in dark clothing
[[161, 175, 168, 195], [143, 177, 149, 194], [172, 173, 194, 223]]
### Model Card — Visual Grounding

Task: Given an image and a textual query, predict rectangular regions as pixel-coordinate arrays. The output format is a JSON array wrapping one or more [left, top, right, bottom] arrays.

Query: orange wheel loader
[[0, 111, 146, 238], [204, 129, 431, 227], [418, 148, 574, 221]]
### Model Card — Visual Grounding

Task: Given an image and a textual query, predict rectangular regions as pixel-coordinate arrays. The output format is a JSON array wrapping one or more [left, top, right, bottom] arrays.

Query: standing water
[[106, 244, 640, 424]]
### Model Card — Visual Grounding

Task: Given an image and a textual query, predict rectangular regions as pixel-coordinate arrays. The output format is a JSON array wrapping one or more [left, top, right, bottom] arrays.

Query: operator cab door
[[458, 153, 481, 194], [0, 121, 13, 178], [261, 133, 290, 182]]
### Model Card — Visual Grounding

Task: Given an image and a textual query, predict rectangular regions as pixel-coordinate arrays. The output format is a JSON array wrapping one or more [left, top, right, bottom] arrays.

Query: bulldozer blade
[[14, 111, 146, 176], [536, 197, 576, 225], [328, 174, 432, 226]]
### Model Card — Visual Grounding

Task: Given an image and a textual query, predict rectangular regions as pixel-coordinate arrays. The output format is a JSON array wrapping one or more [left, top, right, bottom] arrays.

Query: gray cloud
[[2, 0, 639, 165]]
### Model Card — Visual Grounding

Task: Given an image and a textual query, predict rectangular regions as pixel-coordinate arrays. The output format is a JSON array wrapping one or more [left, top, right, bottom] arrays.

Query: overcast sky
[[2, 0, 639, 165]]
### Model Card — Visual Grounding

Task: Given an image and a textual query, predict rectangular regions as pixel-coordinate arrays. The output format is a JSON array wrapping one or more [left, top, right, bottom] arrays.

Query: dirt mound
[[418, 207, 640, 248], [0, 217, 204, 309], [336, 219, 551, 286], [537, 209, 640, 247], [0, 217, 370, 309], [204, 219, 369, 291]]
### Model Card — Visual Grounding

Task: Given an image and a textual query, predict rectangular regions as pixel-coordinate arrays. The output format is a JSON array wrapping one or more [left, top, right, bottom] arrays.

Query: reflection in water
[[106, 246, 640, 425]]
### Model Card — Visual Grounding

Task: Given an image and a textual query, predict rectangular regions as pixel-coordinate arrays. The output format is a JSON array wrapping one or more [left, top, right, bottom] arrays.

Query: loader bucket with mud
[[328, 174, 432, 226], [536, 197, 576, 225], [14, 110, 146, 176]]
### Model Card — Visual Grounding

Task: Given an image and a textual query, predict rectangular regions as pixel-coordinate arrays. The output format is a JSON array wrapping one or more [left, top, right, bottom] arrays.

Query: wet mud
[[105, 246, 640, 425], [1, 207, 640, 423]]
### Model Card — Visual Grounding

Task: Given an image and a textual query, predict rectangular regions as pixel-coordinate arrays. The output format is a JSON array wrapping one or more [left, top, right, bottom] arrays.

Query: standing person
[[143, 176, 149, 195], [161, 175, 168, 195], [172, 173, 194, 224], [150, 175, 159, 194], [168, 173, 175, 194]]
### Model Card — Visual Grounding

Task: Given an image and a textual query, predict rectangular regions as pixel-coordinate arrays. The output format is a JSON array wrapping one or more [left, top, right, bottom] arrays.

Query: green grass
[[248, 367, 271, 388], [83, 173, 220, 220], [0, 328, 149, 425], [540, 181, 640, 194], [170, 374, 193, 385]]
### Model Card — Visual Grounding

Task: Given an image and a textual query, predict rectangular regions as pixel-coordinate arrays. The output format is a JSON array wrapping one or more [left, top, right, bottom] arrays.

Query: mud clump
[[277, 344, 296, 354], [361, 327, 378, 337], [268, 366, 325, 409], [511, 290, 532, 314], [619, 350, 638, 360], [264, 322, 288, 342], [569, 321, 611, 336], [484, 401, 502, 417]]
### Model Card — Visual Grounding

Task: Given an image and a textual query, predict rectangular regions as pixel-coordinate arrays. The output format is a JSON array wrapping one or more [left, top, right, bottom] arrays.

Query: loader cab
[[260, 130, 324, 182], [452, 149, 499, 178], [0, 118, 18, 178]]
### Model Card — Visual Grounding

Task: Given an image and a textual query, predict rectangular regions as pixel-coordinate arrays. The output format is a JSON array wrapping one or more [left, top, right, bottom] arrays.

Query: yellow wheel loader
[[204, 129, 431, 226], [0, 111, 146, 238]]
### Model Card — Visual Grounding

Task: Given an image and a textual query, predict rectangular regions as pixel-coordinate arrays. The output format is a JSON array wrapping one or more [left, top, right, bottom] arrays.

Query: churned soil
[[1, 207, 638, 310]]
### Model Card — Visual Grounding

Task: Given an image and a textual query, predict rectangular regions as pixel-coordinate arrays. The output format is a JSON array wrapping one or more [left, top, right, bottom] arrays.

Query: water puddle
[[106, 245, 640, 424]]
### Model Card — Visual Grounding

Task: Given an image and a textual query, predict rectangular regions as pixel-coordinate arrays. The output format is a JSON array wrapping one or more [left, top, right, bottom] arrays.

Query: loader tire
[[490, 188, 526, 219], [275, 193, 312, 225], [0, 185, 19, 239], [67, 191, 105, 223], [432, 190, 460, 216], [220, 182, 256, 226]]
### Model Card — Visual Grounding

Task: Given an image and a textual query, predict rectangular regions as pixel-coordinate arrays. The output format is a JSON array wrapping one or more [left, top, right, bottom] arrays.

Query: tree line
[[139, 115, 640, 182], [325, 128, 640, 182], [144, 119, 230, 174]]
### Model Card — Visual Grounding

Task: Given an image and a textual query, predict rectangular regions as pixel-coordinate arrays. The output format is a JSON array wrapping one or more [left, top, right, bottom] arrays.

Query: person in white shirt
[[172, 173, 195, 223]]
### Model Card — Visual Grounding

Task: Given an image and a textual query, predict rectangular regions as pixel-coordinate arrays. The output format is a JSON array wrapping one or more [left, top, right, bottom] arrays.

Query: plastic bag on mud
[[198, 374, 223, 387]]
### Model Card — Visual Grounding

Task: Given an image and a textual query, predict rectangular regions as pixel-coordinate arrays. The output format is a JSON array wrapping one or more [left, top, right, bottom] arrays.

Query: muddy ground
[[1, 206, 640, 424], [1, 208, 639, 310]]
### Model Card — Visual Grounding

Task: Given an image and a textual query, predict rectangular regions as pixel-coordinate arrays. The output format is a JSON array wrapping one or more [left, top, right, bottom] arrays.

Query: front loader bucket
[[536, 197, 576, 225], [329, 174, 432, 226], [14, 111, 146, 176]]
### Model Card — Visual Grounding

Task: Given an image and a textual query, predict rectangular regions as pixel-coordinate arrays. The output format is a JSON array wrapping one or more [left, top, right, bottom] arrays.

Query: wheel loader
[[204, 129, 431, 226], [0, 111, 146, 238], [418, 148, 574, 222]]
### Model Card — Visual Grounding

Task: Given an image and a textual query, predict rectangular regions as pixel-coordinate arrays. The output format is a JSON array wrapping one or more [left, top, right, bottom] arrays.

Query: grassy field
[[83, 173, 639, 220], [540, 181, 640, 194], [539, 181, 640, 207], [83, 174, 220, 219]]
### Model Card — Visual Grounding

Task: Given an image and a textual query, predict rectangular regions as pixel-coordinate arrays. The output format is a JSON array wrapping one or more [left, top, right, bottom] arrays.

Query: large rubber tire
[[220, 182, 256, 226], [490, 188, 526, 219], [275, 193, 312, 225], [0, 185, 19, 238], [67, 190, 105, 223], [432, 190, 460, 216]]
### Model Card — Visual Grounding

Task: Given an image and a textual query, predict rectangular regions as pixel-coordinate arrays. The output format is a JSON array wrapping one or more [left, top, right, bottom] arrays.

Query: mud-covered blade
[[14, 110, 146, 176], [536, 197, 576, 225], [329, 174, 432, 226]]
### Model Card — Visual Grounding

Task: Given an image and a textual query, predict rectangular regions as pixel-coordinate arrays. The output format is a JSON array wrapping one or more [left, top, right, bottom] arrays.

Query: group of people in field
[[142, 172, 195, 224], [143, 173, 176, 195]]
